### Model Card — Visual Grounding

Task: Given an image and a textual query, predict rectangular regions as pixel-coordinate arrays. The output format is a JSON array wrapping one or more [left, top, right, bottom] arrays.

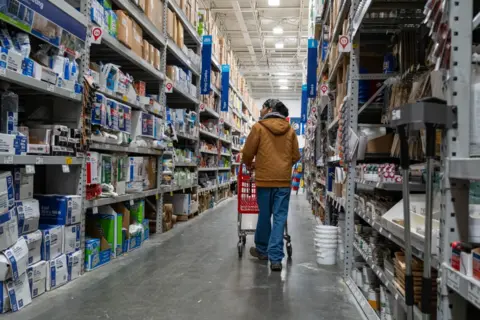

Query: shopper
[[242, 99, 301, 271]]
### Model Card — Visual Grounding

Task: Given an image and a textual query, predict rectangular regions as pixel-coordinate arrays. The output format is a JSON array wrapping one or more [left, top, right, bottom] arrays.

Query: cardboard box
[[142, 40, 150, 61], [16, 199, 40, 236], [27, 260, 47, 298], [137, 0, 146, 11], [171, 194, 191, 215], [88, 212, 121, 258], [149, 44, 155, 65], [85, 238, 111, 271], [0, 211, 17, 252], [87, 151, 101, 185], [64, 223, 81, 254], [67, 250, 82, 281], [143, 157, 157, 190], [131, 21, 144, 57], [156, 0, 164, 32], [23, 229, 42, 265], [366, 133, 394, 154], [0, 171, 14, 214], [46, 254, 68, 291], [154, 48, 161, 70], [176, 20, 184, 48], [116, 10, 133, 48], [13, 168, 33, 201], [6, 272, 32, 312], [167, 9, 175, 38], [145, 0, 158, 27], [0, 237, 29, 281], [36, 195, 82, 226], [39, 225, 64, 261]]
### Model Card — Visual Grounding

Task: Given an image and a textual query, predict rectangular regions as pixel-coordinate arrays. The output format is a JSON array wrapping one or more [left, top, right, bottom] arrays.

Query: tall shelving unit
[[0, 0, 257, 315], [306, 0, 480, 319]]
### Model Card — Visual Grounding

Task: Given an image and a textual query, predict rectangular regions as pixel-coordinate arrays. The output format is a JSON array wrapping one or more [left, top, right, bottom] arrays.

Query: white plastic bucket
[[316, 247, 337, 265], [315, 241, 338, 249], [314, 225, 338, 235]]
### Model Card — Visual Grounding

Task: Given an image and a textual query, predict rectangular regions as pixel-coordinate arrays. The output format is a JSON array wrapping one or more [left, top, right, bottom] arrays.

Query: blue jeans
[[255, 187, 291, 263]]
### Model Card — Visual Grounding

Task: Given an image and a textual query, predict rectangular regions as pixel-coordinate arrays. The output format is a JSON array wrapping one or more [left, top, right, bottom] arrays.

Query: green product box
[[116, 214, 123, 256], [101, 154, 113, 184], [129, 200, 145, 224], [95, 214, 116, 258]]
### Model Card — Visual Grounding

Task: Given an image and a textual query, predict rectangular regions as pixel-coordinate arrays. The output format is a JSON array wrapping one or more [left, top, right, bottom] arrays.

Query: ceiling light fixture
[[276, 72, 292, 76], [275, 41, 284, 49], [273, 26, 283, 34], [268, 0, 280, 6], [279, 86, 289, 90], [278, 79, 288, 83]]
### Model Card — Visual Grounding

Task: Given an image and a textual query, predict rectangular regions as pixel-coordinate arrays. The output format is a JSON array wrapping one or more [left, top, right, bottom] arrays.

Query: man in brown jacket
[[242, 99, 301, 271]]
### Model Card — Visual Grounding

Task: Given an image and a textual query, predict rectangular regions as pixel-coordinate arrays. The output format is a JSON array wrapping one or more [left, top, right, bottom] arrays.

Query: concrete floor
[[12, 194, 361, 320]]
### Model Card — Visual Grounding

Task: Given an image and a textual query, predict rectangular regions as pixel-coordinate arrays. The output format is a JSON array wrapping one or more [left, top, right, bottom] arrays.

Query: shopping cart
[[237, 164, 292, 258]]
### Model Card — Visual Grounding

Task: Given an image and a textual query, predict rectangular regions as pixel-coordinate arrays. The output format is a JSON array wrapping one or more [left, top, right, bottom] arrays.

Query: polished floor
[[13, 193, 361, 320]]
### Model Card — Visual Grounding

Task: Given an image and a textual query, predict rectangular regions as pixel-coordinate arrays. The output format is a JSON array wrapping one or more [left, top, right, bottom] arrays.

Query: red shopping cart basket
[[237, 164, 259, 214]]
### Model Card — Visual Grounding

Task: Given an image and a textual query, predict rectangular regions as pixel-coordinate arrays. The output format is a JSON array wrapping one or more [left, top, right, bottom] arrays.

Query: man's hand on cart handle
[[243, 161, 255, 171]]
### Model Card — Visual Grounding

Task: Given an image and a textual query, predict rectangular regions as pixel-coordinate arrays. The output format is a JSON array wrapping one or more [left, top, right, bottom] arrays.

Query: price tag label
[[155, 194, 159, 200], [25, 165, 35, 174], [35, 157, 44, 165], [65, 157, 72, 165], [447, 269, 461, 292], [62, 165, 70, 173], [3, 156, 13, 164], [47, 84, 55, 92], [379, 227, 383, 233], [391, 109, 401, 121], [395, 293, 399, 300], [92, 207, 98, 214], [130, 199, 134, 205], [468, 282, 480, 309]]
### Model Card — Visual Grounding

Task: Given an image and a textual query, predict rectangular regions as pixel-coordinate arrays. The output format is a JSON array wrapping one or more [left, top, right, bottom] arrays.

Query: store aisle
[[13, 194, 361, 320]]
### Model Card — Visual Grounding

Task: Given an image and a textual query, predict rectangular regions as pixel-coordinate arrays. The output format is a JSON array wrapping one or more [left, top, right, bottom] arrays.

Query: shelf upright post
[[344, 0, 359, 279], [439, 1, 473, 319], [79, 0, 93, 275]]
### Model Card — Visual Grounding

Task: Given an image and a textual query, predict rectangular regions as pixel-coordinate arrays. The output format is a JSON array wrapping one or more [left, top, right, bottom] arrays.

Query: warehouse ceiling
[[204, 0, 308, 100]]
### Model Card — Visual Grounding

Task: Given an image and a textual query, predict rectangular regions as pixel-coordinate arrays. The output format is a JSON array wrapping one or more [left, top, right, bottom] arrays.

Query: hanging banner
[[301, 84, 308, 123], [221, 64, 230, 112], [290, 118, 302, 136], [200, 35, 212, 94], [307, 39, 318, 98]]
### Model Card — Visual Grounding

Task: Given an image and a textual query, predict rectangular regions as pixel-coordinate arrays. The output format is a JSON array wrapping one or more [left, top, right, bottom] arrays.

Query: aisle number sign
[[301, 84, 307, 124], [201, 35, 212, 94], [165, 80, 174, 93], [221, 65, 230, 112], [307, 39, 318, 98], [320, 83, 329, 96], [91, 27, 103, 44], [338, 35, 351, 53]]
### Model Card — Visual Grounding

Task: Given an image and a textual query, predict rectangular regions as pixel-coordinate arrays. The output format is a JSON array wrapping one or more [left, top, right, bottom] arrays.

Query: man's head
[[261, 99, 289, 118]]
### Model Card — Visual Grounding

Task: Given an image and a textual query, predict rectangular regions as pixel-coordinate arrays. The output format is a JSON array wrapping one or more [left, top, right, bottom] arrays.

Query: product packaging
[[36, 195, 82, 226], [67, 250, 82, 281], [0, 210, 17, 252], [39, 225, 64, 261], [106, 98, 119, 131], [27, 260, 47, 298], [85, 238, 111, 271], [0, 237, 29, 281], [46, 254, 68, 291], [13, 167, 34, 200], [23, 230, 42, 265], [64, 224, 81, 254], [15, 199, 40, 236], [6, 272, 31, 312], [131, 111, 154, 139], [116, 10, 132, 48]]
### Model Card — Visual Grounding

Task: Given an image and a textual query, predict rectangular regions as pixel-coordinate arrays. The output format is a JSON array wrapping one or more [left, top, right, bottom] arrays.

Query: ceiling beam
[[210, 6, 308, 12], [295, 0, 305, 93], [230, 1, 258, 69]]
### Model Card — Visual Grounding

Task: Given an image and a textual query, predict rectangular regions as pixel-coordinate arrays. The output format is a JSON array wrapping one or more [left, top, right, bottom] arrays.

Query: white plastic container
[[316, 247, 337, 265]]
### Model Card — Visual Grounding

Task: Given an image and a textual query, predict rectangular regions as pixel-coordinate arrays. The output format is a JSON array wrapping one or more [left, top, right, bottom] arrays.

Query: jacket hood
[[259, 118, 291, 135]]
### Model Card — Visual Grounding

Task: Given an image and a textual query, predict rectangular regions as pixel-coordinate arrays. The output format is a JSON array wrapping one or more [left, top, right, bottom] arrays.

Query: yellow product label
[[65, 157, 72, 165]]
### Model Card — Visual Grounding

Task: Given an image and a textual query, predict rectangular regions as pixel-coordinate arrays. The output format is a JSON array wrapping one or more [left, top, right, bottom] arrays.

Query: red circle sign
[[200, 103, 205, 111], [166, 83, 173, 91], [339, 36, 349, 49], [312, 107, 317, 113], [92, 27, 102, 41], [321, 85, 328, 93]]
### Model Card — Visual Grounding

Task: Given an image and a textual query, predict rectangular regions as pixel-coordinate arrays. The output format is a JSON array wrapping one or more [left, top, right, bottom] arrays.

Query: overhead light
[[279, 86, 288, 90], [273, 26, 283, 34], [277, 72, 292, 76], [278, 79, 288, 83], [268, 0, 280, 6], [275, 41, 284, 49]]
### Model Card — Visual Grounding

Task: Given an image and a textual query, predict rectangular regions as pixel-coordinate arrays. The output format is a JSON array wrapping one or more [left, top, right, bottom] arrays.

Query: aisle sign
[[199, 103, 206, 112], [320, 83, 329, 96], [221, 65, 230, 112], [307, 39, 318, 98], [91, 27, 103, 44], [200, 35, 213, 94], [290, 118, 303, 136], [165, 80, 174, 93], [301, 84, 307, 124], [338, 35, 351, 53]]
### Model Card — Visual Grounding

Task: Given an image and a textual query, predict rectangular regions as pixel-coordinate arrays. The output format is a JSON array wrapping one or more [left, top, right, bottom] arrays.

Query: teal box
[[85, 238, 111, 271], [142, 219, 149, 241]]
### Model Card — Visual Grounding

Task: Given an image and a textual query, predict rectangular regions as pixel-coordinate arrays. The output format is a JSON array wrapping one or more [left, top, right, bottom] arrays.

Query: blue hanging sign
[[307, 39, 318, 98], [221, 65, 230, 112], [200, 35, 212, 94], [290, 118, 302, 136], [301, 84, 308, 123]]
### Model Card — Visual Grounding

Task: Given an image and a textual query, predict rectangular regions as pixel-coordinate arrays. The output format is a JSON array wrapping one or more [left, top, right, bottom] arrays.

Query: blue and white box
[[106, 99, 119, 131], [6, 272, 31, 312], [13, 167, 34, 201], [23, 230, 42, 265], [92, 93, 107, 127], [36, 195, 82, 226], [131, 111, 154, 139], [0, 282, 9, 313], [46, 254, 68, 291], [27, 260, 47, 298], [0, 172, 14, 214], [67, 250, 82, 281], [85, 238, 110, 271], [39, 225, 64, 261], [0, 209, 17, 252], [15, 199, 40, 236], [0, 237, 28, 281], [64, 224, 81, 254]]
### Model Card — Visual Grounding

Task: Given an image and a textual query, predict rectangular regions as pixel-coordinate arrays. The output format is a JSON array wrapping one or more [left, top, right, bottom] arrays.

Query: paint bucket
[[316, 247, 337, 265], [314, 225, 338, 265]]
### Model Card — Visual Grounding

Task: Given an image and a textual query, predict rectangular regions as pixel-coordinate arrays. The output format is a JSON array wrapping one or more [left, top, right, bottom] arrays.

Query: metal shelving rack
[[306, 0, 480, 319]]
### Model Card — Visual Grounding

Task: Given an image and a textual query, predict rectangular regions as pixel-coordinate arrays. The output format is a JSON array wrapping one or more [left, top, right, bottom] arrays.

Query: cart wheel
[[286, 243, 293, 258], [237, 242, 243, 257], [242, 235, 247, 245]]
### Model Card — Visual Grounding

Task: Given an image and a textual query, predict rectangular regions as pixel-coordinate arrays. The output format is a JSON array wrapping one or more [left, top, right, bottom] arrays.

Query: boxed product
[[87, 151, 102, 185], [0, 210, 17, 251], [6, 273, 31, 312], [143, 157, 156, 190], [85, 238, 111, 271], [176, 20, 184, 48], [0, 172, 15, 214], [46, 254, 68, 291], [13, 167, 34, 200], [15, 199, 40, 236], [131, 21, 143, 57], [36, 195, 82, 225], [0, 237, 28, 281], [0, 133, 27, 155], [67, 250, 82, 281], [88, 212, 119, 258], [106, 9, 118, 37], [128, 200, 145, 224], [142, 40, 150, 61], [92, 93, 107, 127], [116, 10, 133, 48], [27, 260, 47, 298], [128, 223, 144, 251], [64, 224, 81, 254], [0, 47, 22, 73], [131, 111, 154, 139], [23, 230, 42, 265], [167, 9, 175, 38], [0, 282, 9, 313], [101, 154, 113, 184], [39, 225, 64, 261], [127, 157, 144, 182], [171, 194, 191, 216], [142, 219, 149, 241], [106, 98, 119, 131], [154, 48, 161, 70], [148, 44, 154, 65]]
